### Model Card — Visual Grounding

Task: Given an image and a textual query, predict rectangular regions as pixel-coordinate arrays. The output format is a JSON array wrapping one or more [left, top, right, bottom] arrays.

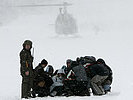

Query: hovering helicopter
[[55, 3, 78, 35], [16, 2, 78, 36]]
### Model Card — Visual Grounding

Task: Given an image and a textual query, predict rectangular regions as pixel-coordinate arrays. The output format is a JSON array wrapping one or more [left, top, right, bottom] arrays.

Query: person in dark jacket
[[64, 61, 90, 96], [71, 61, 89, 96], [97, 58, 113, 93], [53, 69, 59, 76], [33, 75, 53, 97], [46, 65, 54, 77], [33, 59, 53, 97], [34, 59, 48, 77], [20, 40, 34, 99], [76, 56, 96, 94], [65, 59, 73, 75], [89, 63, 109, 95], [84, 56, 96, 64], [76, 56, 96, 65]]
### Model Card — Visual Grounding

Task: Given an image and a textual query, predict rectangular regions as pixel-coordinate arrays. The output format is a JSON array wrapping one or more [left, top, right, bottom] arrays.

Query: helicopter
[[55, 3, 78, 35], [16, 2, 78, 36]]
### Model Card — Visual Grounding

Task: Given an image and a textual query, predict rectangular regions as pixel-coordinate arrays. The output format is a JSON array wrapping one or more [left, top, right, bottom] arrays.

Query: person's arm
[[20, 50, 29, 77]]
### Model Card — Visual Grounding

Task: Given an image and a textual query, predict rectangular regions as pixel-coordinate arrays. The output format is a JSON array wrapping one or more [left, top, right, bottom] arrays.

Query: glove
[[38, 81, 45, 87]]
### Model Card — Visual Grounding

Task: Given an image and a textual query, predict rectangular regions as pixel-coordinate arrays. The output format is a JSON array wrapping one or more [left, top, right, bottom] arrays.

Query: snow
[[0, 0, 133, 100]]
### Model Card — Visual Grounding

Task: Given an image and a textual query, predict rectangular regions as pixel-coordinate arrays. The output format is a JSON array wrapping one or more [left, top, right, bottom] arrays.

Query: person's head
[[66, 59, 72, 67], [97, 58, 105, 64], [84, 56, 96, 64], [71, 61, 79, 67], [46, 65, 54, 75], [57, 69, 65, 78], [61, 65, 67, 74], [78, 57, 85, 65], [23, 40, 32, 50], [41, 59, 48, 68], [61, 65, 67, 70], [76, 57, 80, 63]]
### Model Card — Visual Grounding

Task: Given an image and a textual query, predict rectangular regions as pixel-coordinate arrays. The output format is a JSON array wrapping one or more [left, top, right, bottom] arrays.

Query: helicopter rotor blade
[[15, 3, 72, 7]]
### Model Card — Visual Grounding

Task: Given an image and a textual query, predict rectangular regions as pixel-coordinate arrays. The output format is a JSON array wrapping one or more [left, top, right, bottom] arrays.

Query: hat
[[84, 56, 96, 62], [41, 59, 48, 65], [97, 58, 105, 64], [61, 65, 67, 70], [66, 59, 72, 64], [57, 69, 65, 74], [23, 40, 32, 48], [71, 61, 78, 67], [46, 65, 54, 73]]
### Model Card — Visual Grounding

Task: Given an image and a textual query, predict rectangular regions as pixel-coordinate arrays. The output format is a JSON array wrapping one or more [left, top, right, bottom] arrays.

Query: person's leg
[[100, 76, 108, 84], [91, 82, 103, 95], [21, 82, 25, 98], [102, 80, 111, 93], [76, 81, 90, 96], [31, 82, 36, 98], [22, 82, 29, 98], [98, 76, 108, 94], [27, 77, 33, 97], [64, 80, 75, 96], [91, 75, 105, 95], [22, 77, 34, 98], [55, 86, 64, 96], [50, 87, 59, 97], [38, 89, 45, 97], [103, 85, 111, 94]]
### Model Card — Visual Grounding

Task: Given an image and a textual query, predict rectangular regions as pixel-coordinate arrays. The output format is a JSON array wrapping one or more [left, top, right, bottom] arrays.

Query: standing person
[[20, 40, 34, 99]]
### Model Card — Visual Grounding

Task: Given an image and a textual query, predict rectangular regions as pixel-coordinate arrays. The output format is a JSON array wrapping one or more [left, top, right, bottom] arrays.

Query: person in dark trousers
[[97, 58, 113, 93], [20, 40, 34, 99], [33, 59, 53, 97]]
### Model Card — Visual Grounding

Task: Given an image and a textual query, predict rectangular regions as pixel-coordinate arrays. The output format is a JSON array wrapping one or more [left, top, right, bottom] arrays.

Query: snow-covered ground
[[0, 0, 133, 100]]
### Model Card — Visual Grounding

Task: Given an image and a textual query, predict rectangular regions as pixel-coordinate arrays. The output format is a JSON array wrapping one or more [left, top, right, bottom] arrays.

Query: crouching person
[[50, 69, 66, 97], [33, 76, 53, 97], [89, 61, 109, 96], [97, 59, 113, 94], [64, 61, 90, 96], [33, 59, 53, 97], [71, 61, 89, 96]]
